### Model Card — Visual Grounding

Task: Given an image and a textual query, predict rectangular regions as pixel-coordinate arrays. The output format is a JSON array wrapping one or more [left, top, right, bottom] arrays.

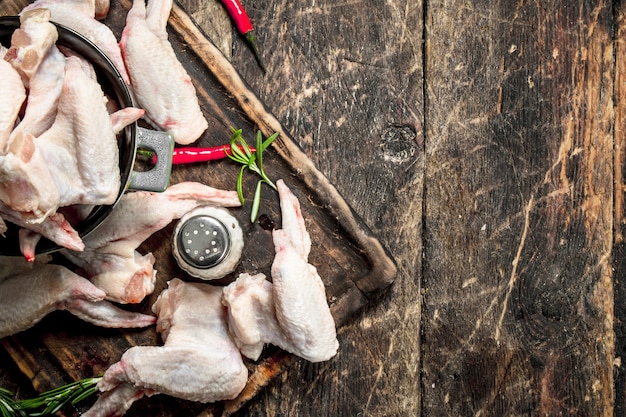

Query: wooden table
[[2, 0, 626, 415]]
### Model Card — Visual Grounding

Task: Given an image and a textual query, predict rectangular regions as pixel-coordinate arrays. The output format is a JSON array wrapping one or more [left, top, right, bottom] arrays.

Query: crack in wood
[[495, 194, 534, 343]]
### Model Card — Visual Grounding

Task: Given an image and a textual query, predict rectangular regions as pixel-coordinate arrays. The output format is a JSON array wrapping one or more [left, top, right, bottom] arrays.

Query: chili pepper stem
[[219, 0, 266, 73], [245, 30, 266, 73]]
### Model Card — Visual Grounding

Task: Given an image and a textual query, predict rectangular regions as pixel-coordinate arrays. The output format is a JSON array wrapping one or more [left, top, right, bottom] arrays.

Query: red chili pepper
[[220, 0, 266, 72], [146, 145, 256, 164]]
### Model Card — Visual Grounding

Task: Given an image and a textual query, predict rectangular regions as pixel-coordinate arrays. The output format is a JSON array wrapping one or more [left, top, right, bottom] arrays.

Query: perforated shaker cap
[[177, 215, 230, 268], [172, 206, 244, 280]]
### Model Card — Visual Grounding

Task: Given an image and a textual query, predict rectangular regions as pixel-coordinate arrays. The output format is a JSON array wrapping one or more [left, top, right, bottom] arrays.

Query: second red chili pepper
[[145, 145, 256, 165], [220, 0, 266, 72]]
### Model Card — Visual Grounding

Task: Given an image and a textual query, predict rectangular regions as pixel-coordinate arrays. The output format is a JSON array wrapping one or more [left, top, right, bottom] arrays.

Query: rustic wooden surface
[[0, 0, 397, 416], [422, 1, 615, 416], [4, 0, 626, 416], [0, 0, 400, 416]]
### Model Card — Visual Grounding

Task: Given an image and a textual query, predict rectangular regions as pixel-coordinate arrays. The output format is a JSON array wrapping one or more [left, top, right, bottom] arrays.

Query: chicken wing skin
[[0, 134, 60, 221], [270, 180, 338, 361], [0, 259, 155, 339], [0, 52, 132, 232], [274, 179, 312, 258], [8, 44, 65, 144], [37, 55, 124, 207], [61, 182, 241, 304], [270, 228, 339, 362], [5, 8, 58, 87], [21, 0, 130, 84], [4, 210, 85, 256], [0, 9, 61, 219], [120, 0, 208, 144], [223, 180, 339, 363], [222, 272, 285, 360], [83, 278, 248, 416], [21, 0, 96, 19], [0, 59, 26, 151]]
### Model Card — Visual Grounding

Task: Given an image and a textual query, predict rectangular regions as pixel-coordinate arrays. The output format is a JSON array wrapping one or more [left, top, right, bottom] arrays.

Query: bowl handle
[[129, 127, 175, 192]]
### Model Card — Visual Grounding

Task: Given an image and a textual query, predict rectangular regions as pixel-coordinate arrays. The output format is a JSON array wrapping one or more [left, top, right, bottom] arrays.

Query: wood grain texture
[[422, 1, 614, 415], [2, 0, 623, 416], [614, 2, 626, 415], [0, 0, 401, 416], [224, 0, 424, 416]]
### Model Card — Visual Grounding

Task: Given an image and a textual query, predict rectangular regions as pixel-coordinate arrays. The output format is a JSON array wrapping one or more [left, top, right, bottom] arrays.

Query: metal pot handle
[[129, 127, 175, 192]]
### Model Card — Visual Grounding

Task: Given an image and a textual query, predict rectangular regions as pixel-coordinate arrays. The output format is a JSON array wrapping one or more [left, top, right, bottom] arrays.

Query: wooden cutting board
[[0, 1, 396, 416]]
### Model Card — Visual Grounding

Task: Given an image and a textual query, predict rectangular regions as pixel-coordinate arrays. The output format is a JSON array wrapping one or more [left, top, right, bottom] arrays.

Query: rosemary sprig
[[0, 388, 18, 417], [227, 128, 279, 222], [0, 377, 101, 417]]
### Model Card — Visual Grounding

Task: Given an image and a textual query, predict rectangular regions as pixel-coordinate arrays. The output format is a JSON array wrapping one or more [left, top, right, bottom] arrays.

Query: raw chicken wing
[[270, 229, 339, 361], [0, 209, 85, 256], [0, 59, 26, 151], [82, 278, 248, 416], [4, 8, 64, 150], [4, 8, 58, 87], [8, 44, 65, 144], [37, 55, 127, 207], [61, 182, 241, 304], [0, 9, 60, 217], [0, 54, 131, 228], [0, 257, 155, 338], [120, 0, 208, 144], [223, 180, 339, 363], [223, 272, 285, 360], [275, 179, 312, 258], [21, 0, 130, 83], [0, 130, 60, 220], [270, 180, 338, 361]]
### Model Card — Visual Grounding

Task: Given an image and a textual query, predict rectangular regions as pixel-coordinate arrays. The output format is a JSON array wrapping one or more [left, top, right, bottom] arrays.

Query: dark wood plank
[[421, 1, 614, 415], [223, 0, 425, 415], [613, 2, 626, 415]]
